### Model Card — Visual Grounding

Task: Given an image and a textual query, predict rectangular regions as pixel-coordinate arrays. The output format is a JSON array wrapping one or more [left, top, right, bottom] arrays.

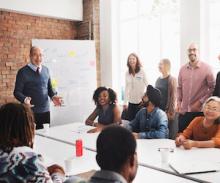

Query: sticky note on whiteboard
[[68, 51, 76, 57], [51, 79, 58, 89]]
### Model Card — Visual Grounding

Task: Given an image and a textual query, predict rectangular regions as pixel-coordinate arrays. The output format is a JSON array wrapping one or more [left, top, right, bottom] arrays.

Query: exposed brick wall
[[0, 0, 100, 105], [77, 0, 100, 86], [0, 11, 77, 104]]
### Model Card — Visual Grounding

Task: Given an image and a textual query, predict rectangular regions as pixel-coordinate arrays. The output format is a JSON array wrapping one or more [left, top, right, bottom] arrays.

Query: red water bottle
[[76, 139, 83, 157]]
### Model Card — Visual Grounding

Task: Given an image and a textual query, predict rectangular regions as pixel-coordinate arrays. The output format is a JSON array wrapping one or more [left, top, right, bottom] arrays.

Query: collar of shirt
[[147, 107, 158, 118], [91, 170, 127, 183], [186, 61, 201, 69], [28, 62, 42, 72]]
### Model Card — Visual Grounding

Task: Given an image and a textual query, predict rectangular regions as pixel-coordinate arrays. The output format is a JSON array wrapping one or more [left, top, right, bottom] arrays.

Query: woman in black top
[[85, 87, 121, 133]]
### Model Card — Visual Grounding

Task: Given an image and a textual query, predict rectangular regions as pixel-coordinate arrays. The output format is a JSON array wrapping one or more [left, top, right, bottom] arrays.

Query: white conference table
[[136, 139, 220, 183], [34, 135, 99, 175], [36, 122, 220, 182], [34, 135, 195, 183], [36, 123, 98, 151]]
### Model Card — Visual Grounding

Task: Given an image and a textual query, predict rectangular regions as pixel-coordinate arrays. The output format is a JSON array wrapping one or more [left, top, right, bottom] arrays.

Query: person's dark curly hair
[[0, 103, 35, 153], [93, 87, 117, 108]]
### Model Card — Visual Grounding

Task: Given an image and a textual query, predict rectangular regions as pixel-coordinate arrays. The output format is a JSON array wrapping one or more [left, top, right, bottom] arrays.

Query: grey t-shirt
[[155, 76, 169, 111]]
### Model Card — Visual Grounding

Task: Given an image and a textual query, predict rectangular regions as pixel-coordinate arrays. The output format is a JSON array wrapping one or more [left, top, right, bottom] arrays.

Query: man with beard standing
[[177, 43, 215, 132]]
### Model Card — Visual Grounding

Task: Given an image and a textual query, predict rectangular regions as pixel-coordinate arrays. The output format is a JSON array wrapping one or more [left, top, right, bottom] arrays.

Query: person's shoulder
[[64, 176, 88, 183], [111, 104, 118, 110], [169, 75, 176, 81], [138, 107, 146, 115], [125, 71, 130, 79], [11, 146, 41, 158], [190, 116, 204, 125], [155, 77, 160, 83], [18, 65, 29, 73], [139, 67, 146, 74], [5, 146, 44, 169], [216, 72, 220, 79], [155, 108, 167, 117], [1, 146, 52, 182], [42, 65, 48, 68], [112, 103, 120, 108], [12, 146, 47, 170], [199, 61, 208, 65], [199, 61, 212, 69], [42, 65, 49, 71], [156, 107, 166, 114], [139, 67, 144, 72], [11, 146, 44, 163], [178, 64, 188, 74], [168, 75, 177, 85], [181, 63, 188, 69]]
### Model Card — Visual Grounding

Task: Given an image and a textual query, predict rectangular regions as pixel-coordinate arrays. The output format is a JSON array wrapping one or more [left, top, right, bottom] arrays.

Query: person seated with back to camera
[[0, 103, 65, 183], [124, 85, 169, 139], [64, 126, 138, 183], [175, 96, 220, 149], [85, 87, 121, 133]]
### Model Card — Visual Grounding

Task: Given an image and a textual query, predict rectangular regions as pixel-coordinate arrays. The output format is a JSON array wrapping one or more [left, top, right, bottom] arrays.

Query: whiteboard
[[32, 39, 97, 126]]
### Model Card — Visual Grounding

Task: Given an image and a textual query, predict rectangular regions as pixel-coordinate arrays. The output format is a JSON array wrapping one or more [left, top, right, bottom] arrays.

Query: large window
[[209, 0, 220, 76], [115, 0, 180, 102]]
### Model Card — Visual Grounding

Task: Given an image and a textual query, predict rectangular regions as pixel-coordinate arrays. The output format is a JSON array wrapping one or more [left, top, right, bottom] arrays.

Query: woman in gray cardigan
[[155, 58, 177, 139]]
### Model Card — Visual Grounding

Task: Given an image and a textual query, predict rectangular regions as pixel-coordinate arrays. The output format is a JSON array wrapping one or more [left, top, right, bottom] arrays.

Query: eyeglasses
[[204, 106, 220, 112], [188, 48, 197, 52]]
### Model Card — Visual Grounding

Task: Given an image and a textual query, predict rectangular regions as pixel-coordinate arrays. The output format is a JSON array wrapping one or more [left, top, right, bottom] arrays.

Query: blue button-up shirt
[[127, 107, 169, 139]]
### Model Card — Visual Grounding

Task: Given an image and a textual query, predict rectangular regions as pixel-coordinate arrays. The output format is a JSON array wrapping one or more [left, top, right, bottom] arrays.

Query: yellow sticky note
[[51, 79, 58, 89], [68, 51, 76, 57]]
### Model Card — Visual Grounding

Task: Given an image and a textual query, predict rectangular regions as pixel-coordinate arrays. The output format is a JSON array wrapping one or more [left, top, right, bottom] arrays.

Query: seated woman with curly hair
[[85, 87, 121, 133], [175, 96, 220, 149]]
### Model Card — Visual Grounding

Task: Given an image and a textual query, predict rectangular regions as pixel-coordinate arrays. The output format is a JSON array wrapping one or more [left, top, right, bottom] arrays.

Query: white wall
[[180, 0, 209, 65], [200, 0, 209, 63], [180, 0, 200, 65], [100, 0, 113, 87], [0, 0, 82, 21]]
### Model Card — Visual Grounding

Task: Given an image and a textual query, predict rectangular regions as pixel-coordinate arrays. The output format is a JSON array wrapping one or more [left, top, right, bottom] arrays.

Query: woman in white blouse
[[123, 53, 148, 121]]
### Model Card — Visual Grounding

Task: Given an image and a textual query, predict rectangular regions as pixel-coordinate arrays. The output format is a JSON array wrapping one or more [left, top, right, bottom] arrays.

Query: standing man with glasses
[[14, 46, 62, 129], [177, 43, 215, 132]]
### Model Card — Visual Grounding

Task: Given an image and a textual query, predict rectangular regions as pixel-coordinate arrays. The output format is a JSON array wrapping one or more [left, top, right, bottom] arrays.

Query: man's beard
[[143, 100, 150, 107], [189, 54, 197, 62]]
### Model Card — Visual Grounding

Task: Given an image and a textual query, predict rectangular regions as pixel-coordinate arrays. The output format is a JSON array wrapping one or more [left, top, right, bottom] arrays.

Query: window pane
[[116, 0, 180, 102], [139, 16, 160, 84], [160, 11, 180, 79], [209, 0, 220, 75], [139, 0, 154, 16], [120, 0, 138, 21], [119, 19, 138, 101]]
